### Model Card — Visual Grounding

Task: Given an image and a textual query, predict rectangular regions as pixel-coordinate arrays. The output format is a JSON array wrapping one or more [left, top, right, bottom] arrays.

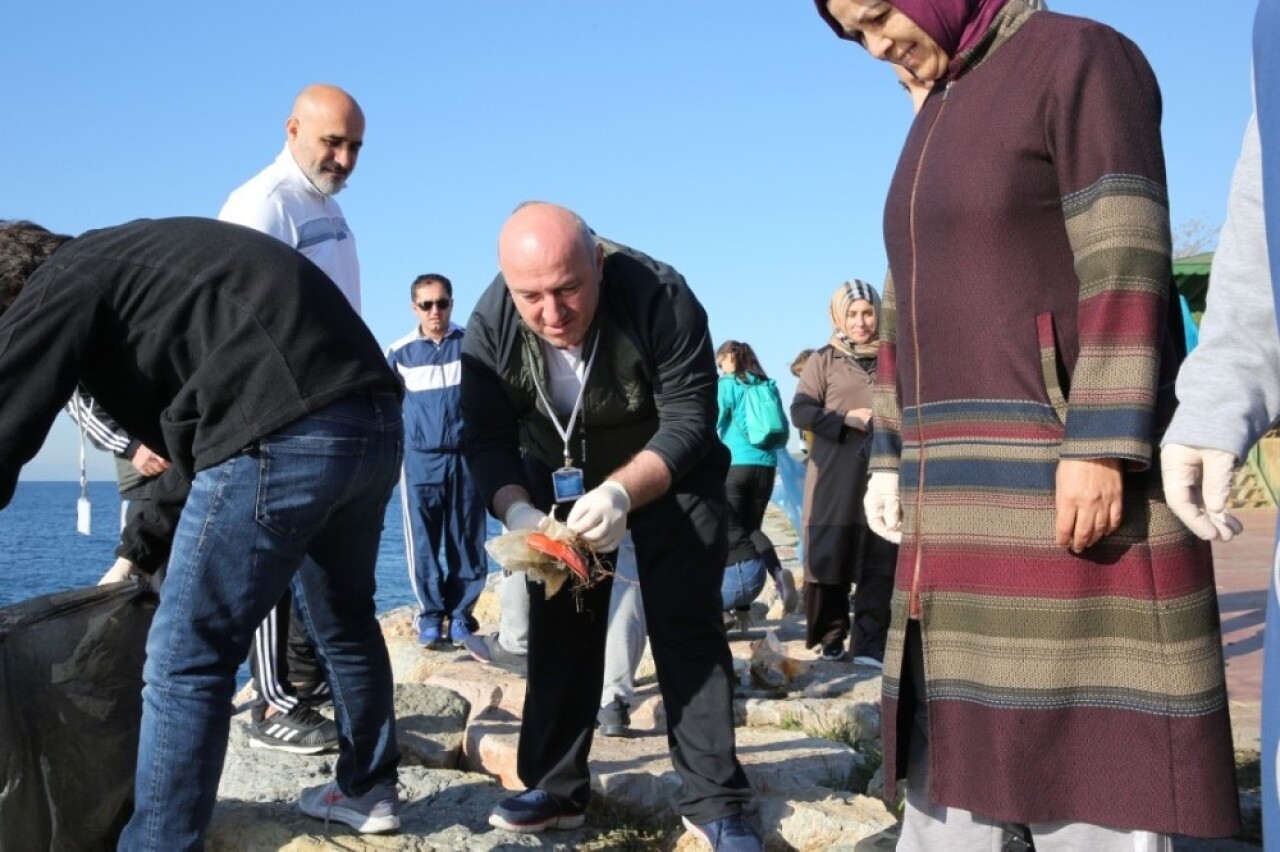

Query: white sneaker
[[852, 655, 884, 670], [297, 780, 400, 833]]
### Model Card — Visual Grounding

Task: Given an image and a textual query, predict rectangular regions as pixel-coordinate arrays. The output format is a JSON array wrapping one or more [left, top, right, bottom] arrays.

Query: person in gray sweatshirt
[[1161, 113, 1279, 538]]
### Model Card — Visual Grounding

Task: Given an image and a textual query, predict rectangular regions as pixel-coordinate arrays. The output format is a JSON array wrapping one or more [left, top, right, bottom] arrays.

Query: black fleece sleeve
[[460, 311, 530, 516], [635, 269, 718, 480], [0, 265, 99, 509]]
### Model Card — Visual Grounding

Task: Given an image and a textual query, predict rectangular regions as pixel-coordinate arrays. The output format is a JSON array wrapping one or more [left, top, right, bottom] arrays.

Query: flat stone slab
[[741, 693, 880, 750]]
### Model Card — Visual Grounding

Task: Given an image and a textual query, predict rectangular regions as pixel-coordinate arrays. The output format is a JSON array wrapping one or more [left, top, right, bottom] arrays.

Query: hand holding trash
[[565, 481, 631, 553], [486, 514, 602, 599]]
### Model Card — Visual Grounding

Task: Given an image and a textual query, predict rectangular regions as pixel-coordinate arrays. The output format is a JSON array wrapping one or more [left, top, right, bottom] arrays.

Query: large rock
[[425, 655, 525, 722], [395, 683, 470, 769], [218, 683, 469, 805], [462, 703, 523, 788]]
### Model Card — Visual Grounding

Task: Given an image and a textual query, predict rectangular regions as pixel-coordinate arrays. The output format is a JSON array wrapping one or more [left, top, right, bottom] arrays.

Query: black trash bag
[[0, 580, 156, 851]]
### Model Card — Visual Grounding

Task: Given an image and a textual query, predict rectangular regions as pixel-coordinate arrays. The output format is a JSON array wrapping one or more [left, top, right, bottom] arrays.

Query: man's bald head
[[286, 84, 365, 196], [498, 202, 603, 349], [499, 203, 596, 273]]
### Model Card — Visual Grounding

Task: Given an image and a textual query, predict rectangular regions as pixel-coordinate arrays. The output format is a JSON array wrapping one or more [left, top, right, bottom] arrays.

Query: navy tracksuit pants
[[399, 449, 487, 630]]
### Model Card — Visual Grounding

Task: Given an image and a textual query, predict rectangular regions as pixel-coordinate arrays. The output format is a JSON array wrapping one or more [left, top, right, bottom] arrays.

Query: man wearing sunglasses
[[385, 274, 487, 650]]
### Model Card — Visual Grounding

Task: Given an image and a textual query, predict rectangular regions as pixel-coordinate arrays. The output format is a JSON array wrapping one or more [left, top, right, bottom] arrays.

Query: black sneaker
[[723, 609, 753, 635], [249, 704, 339, 754], [598, 697, 630, 737], [682, 813, 763, 851], [489, 788, 585, 833], [820, 641, 846, 662]]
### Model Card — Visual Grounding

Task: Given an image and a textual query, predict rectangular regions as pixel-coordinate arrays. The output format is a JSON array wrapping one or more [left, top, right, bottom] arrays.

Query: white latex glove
[[864, 472, 903, 544], [98, 557, 158, 591], [504, 501, 547, 532], [1161, 444, 1244, 541], [566, 481, 631, 553]]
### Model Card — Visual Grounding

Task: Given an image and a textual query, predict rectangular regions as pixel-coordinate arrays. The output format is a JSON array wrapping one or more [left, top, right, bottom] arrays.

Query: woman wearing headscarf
[[813, 0, 1239, 848], [791, 281, 896, 664]]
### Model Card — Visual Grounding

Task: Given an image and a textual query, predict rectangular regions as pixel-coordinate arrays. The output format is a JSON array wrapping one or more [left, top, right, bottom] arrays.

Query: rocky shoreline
[[208, 508, 1261, 850]]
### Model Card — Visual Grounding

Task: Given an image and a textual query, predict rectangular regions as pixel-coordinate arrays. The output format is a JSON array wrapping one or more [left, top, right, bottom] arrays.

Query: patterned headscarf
[[813, 0, 1023, 63], [828, 279, 882, 359]]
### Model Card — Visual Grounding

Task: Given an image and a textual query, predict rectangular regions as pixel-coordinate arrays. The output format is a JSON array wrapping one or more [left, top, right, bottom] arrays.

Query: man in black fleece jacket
[[0, 217, 404, 848], [461, 202, 760, 850]]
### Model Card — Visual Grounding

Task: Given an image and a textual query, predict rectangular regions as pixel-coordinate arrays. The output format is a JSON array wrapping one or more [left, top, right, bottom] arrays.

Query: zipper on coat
[[905, 85, 950, 620]]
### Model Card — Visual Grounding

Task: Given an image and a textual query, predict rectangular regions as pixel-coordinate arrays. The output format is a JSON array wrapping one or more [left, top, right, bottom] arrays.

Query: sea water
[[0, 480, 501, 611]]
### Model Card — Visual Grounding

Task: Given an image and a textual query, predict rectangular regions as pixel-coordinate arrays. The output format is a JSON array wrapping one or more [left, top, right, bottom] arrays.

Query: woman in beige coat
[[790, 280, 896, 664]]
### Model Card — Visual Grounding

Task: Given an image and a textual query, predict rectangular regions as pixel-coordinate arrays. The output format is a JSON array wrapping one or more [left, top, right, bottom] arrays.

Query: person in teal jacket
[[715, 341, 799, 627]]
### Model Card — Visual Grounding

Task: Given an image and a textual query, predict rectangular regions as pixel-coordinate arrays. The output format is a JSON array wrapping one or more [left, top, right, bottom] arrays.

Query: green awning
[[1173, 252, 1212, 322]]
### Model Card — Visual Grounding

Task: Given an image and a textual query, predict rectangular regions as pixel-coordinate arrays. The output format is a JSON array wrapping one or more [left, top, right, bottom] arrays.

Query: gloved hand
[[504, 501, 547, 532], [864, 472, 903, 544], [566, 481, 631, 552], [98, 556, 159, 591], [1161, 444, 1244, 541]]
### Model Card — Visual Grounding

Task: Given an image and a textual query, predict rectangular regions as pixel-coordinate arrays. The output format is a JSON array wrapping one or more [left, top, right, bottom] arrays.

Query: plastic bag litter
[[0, 579, 156, 850], [484, 516, 604, 598]]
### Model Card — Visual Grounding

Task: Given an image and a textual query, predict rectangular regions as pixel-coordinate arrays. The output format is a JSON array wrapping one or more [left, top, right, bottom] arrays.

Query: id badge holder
[[552, 466, 586, 504]]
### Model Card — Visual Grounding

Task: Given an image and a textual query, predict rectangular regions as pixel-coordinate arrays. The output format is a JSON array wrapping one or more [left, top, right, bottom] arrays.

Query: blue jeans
[[721, 557, 767, 611], [119, 393, 403, 851]]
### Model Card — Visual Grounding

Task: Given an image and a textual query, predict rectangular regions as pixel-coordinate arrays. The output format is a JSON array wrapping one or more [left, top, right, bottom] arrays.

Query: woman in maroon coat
[[813, 0, 1240, 848]]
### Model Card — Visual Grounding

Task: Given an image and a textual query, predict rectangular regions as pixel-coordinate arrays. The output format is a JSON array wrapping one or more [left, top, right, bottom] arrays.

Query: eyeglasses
[[416, 298, 452, 312]]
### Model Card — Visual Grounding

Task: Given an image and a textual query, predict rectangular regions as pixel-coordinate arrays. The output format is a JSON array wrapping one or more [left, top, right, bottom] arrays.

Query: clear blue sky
[[6, 1, 1256, 480]]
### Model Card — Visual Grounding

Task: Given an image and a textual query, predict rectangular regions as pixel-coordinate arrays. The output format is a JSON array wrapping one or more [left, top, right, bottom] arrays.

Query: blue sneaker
[[682, 813, 763, 851], [418, 621, 443, 649], [488, 788, 585, 833], [449, 618, 473, 648]]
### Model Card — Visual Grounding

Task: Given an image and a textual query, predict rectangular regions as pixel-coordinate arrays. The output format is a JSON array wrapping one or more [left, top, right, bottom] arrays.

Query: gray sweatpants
[[496, 533, 647, 713]]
